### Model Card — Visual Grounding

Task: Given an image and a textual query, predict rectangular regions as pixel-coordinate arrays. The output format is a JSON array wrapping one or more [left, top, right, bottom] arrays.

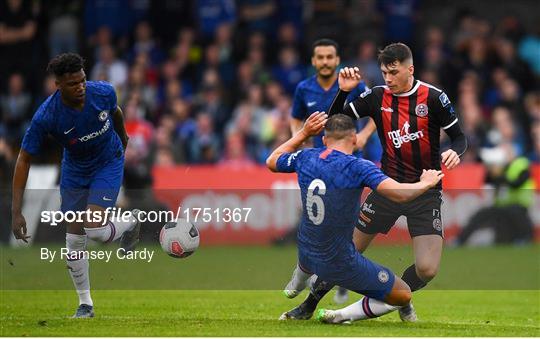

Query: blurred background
[[0, 0, 539, 247]]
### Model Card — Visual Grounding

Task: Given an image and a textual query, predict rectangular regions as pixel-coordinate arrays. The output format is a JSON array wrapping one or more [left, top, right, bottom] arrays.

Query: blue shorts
[[60, 156, 124, 213], [300, 253, 395, 301]]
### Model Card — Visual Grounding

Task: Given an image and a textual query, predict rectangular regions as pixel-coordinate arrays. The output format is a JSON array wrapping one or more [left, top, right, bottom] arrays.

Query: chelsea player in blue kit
[[11, 53, 139, 318], [289, 38, 376, 303], [267, 112, 443, 323], [290, 38, 374, 149]]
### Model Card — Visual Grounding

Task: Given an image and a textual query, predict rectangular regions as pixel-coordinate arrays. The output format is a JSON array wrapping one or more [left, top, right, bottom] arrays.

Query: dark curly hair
[[46, 53, 85, 77]]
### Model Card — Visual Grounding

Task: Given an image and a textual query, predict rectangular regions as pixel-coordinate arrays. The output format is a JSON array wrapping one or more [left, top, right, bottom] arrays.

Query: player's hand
[[338, 67, 362, 91], [420, 169, 444, 188], [12, 212, 30, 243], [302, 111, 328, 137], [441, 149, 460, 169]]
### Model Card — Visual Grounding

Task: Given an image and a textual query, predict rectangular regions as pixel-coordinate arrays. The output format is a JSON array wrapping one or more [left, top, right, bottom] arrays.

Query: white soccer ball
[[159, 219, 200, 258]]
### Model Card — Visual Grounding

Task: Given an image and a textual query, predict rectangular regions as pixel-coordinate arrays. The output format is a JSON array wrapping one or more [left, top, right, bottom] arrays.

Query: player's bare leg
[[412, 234, 443, 283], [317, 276, 411, 324], [353, 228, 377, 253], [398, 234, 443, 321]]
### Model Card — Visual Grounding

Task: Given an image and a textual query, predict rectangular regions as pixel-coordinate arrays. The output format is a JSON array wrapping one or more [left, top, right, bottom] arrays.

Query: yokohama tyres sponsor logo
[[78, 120, 110, 142], [387, 121, 424, 149]]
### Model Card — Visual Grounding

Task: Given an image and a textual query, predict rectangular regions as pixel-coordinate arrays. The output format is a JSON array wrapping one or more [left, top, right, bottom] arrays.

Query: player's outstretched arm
[[267, 111, 327, 172], [112, 106, 129, 150], [11, 149, 32, 242], [376, 169, 444, 203]]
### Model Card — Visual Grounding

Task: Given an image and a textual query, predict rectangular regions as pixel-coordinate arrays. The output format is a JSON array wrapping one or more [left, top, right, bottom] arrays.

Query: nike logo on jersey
[[380, 107, 393, 112], [102, 196, 112, 201], [387, 121, 424, 149], [64, 127, 75, 134], [307, 101, 317, 107]]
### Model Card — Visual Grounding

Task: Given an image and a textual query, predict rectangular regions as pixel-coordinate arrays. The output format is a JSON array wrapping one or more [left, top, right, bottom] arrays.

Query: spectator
[[486, 106, 526, 157], [219, 131, 256, 169], [188, 112, 220, 164], [196, 0, 236, 43], [349, 40, 385, 87], [90, 44, 128, 89], [0, 0, 37, 88], [237, 0, 276, 37], [214, 22, 234, 63], [0, 73, 32, 142], [47, 0, 81, 57], [272, 46, 306, 96], [127, 21, 165, 67]]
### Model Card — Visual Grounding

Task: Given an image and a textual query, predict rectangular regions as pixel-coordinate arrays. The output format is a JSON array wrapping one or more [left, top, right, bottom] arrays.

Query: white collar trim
[[392, 80, 420, 97]]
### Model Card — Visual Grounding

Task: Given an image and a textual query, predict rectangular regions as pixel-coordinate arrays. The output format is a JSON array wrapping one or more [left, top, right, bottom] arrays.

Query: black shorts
[[356, 189, 444, 238]]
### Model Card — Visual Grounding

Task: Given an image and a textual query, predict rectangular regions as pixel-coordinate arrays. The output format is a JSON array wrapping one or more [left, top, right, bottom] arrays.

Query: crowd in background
[[1, 0, 540, 190]]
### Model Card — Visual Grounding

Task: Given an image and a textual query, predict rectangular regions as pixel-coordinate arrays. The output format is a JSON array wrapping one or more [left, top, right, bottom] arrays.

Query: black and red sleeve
[[433, 91, 467, 156], [328, 88, 373, 120]]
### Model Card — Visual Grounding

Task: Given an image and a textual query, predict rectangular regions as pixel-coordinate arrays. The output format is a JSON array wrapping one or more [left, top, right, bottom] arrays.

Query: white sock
[[287, 263, 313, 290], [84, 218, 135, 243], [335, 297, 398, 322], [66, 233, 93, 306]]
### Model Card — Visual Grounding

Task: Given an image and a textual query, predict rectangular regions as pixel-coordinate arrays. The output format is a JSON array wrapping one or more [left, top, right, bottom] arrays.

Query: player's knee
[[416, 263, 439, 282]]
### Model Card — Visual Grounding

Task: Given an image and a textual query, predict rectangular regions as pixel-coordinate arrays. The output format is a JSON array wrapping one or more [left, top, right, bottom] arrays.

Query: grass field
[[1, 244, 539, 336]]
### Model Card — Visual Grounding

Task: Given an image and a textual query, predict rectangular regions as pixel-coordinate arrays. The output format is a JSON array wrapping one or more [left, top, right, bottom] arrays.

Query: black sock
[[401, 264, 427, 292], [303, 277, 333, 312]]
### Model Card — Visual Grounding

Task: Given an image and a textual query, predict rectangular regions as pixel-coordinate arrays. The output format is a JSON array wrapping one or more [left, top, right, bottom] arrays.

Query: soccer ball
[[159, 219, 200, 258]]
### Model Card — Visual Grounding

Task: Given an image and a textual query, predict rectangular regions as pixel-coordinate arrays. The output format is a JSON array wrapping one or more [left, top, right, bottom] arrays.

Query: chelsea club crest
[[98, 110, 109, 121]]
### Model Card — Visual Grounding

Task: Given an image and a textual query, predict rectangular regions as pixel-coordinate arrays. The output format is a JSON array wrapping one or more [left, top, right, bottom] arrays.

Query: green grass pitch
[[1, 244, 539, 336]]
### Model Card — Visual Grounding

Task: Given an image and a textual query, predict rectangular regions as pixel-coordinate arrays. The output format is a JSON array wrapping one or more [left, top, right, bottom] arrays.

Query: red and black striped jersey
[[344, 80, 458, 183]]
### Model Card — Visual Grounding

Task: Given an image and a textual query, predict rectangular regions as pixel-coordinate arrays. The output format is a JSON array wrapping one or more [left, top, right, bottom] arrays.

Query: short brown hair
[[325, 114, 355, 140], [378, 43, 413, 67]]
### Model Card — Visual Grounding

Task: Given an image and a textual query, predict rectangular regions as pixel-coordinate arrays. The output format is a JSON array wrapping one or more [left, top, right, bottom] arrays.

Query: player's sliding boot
[[398, 302, 418, 322], [316, 309, 351, 325], [333, 287, 349, 304], [283, 272, 316, 299], [119, 209, 141, 255], [72, 304, 94, 318], [278, 302, 314, 320]]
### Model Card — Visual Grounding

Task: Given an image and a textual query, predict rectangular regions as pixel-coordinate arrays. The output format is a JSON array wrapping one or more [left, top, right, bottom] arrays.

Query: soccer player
[[267, 112, 443, 323], [283, 43, 467, 322], [288, 38, 374, 303], [290, 38, 373, 148], [11, 53, 140, 318]]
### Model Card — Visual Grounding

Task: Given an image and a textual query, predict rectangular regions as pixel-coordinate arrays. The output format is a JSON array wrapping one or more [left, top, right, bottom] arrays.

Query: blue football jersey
[[292, 75, 367, 147], [276, 148, 388, 273], [22, 81, 123, 175]]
